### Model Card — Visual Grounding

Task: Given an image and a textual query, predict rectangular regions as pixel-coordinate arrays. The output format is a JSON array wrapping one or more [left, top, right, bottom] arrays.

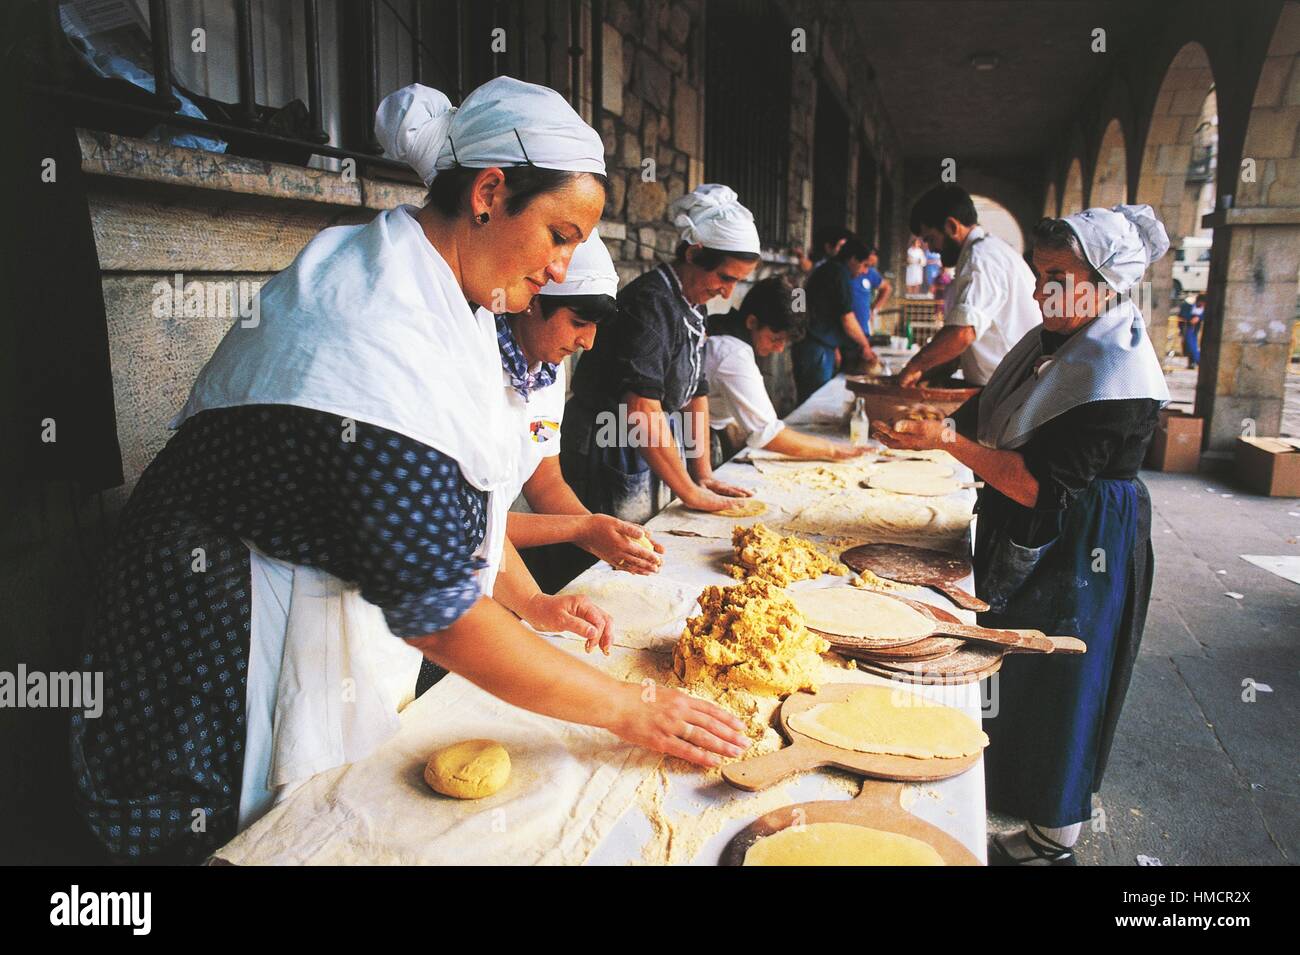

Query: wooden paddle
[[719, 779, 982, 866], [721, 682, 981, 792], [800, 584, 1085, 655], [842, 542, 989, 611]]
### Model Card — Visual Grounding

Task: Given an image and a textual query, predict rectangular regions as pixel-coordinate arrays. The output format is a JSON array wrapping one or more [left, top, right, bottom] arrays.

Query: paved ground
[[991, 465, 1300, 865], [1161, 359, 1300, 438]]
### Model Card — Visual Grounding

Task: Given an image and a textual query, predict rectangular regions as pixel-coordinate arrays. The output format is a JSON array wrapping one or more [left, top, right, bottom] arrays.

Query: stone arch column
[[1061, 158, 1085, 214], [1091, 118, 1129, 207], [1135, 42, 1217, 321], [1196, 3, 1300, 452], [1044, 179, 1059, 218]]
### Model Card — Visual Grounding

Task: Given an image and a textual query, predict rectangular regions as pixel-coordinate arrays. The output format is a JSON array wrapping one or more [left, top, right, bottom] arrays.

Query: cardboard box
[[1235, 436, 1300, 497], [1145, 409, 1202, 473]]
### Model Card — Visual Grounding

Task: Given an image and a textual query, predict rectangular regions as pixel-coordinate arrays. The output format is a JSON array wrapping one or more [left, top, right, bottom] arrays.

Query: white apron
[[171, 204, 518, 829]]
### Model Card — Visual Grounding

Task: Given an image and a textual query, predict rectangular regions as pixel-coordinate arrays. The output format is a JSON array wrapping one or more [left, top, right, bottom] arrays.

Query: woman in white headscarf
[[562, 184, 762, 528], [498, 229, 667, 592], [874, 205, 1171, 866], [70, 78, 747, 863]]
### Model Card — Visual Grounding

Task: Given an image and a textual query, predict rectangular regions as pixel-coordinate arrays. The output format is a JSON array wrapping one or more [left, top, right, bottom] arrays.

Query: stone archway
[[1195, 3, 1300, 452], [1091, 118, 1128, 207], [1061, 158, 1085, 215], [1135, 42, 1217, 321]]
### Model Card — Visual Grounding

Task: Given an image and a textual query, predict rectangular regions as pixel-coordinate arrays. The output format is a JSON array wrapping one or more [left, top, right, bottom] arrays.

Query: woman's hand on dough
[[698, 476, 753, 498], [607, 682, 751, 769], [578, 515, 662, 574], [522, 592, 613, 655], [825, 441, 869, 460], [871, 418, 950, 451]]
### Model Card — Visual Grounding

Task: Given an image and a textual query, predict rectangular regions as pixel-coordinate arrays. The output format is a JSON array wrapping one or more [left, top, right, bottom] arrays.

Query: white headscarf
[[375, 77, 606, 185], [538, 228, 619, 299], [669, 184, 762, 254], [976, 204, 1171, 450], [1062, 204, 1170, 294]]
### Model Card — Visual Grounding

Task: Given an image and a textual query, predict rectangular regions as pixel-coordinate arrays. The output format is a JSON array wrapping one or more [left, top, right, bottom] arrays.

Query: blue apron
[[975, 477, 1152, 827]]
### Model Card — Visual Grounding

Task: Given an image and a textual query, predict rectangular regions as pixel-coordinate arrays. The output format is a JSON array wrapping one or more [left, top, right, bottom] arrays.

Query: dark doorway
[[811, 79, 850, 245], [857, 139, 878, 244]]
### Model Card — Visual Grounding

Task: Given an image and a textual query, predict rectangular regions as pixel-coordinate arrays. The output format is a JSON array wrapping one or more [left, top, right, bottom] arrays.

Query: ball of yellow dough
[[630, 533, 654, 552], [423, 739, 511, 799]]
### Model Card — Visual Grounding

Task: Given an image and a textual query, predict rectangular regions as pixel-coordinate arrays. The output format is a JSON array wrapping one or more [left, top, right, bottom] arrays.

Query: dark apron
[[559, 401, 687, 525], [975, 477, 1153, 827]]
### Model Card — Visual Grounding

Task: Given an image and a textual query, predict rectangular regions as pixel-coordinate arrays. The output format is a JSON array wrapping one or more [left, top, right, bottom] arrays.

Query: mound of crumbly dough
[[673, 578, 830, 697], [850, 567, 916, 594], [744, 822, 945, 866], [726, 523, 847, 586], [423, 739, 511, 799]]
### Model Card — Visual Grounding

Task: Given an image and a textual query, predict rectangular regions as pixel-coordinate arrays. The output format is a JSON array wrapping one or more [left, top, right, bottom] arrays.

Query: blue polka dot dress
[[69, 404, 488, 862]]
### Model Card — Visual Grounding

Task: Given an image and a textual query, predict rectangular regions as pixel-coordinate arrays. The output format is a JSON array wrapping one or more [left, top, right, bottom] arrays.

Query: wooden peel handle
[[721, 741, 820, 792], [930, 622, 1062, 653], [933, 581, 990, 612]]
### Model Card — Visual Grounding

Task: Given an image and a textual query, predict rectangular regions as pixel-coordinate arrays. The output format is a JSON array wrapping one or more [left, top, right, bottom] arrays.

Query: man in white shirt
[[898, 185, 1040, 387], [705, 277, 865, 464]]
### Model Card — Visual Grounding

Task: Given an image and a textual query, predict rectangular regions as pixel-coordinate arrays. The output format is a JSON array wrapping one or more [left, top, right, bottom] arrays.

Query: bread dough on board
[[788, 685, 989, 759], [424, 739, 511, 799], [714, 498, 767, 518], [744, 822, 945, 866], [790, 588, 934, 642]]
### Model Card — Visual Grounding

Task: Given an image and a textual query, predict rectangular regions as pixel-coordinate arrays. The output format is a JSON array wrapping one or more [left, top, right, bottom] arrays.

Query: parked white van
[[1172, 235, 1212, 300]]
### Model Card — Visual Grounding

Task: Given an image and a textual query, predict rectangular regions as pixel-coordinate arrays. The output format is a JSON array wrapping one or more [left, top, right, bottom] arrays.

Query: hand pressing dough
[[866, 471, 962, 496], [744, 822, 945, 866], [714, 498, 767, 518], [424, 739, 511, 799], [788, 685, 989, 759], [791, 588, 934, 642]]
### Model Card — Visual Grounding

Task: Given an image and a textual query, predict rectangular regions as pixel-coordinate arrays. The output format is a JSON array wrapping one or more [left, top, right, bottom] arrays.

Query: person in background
[[898, 185, 1040, 388], [499, 230, 665, 590], [562, 184, 760, 524], [792, 235, 879, 402], [924, 247, 943, 290], [1177, 292, 1206, 369], [905, 236, 926, 294], [848, 245, 893, 365], [705, 276, 866, 465], [799, 225, 854, 273], [875, 205, 1171, 866]]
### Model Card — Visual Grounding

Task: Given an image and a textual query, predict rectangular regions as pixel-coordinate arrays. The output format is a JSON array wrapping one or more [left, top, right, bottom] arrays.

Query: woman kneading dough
[[70, 77, 747, 863], [499, 229, 665, 586], [874, 205, 1170, 865]]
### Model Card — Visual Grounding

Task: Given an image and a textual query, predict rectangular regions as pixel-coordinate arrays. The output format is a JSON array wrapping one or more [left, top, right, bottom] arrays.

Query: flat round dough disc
[[866, 471, 962, 496], [788, 685, 989, 759], [872, 460, 954, 479], [791, 588, 935, 643], [714, 498, 767, 518], [743, 821, 945, 866]]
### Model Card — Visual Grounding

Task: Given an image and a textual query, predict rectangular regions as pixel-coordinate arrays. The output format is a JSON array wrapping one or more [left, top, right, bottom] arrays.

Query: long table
[[214, 373, 989, 866]]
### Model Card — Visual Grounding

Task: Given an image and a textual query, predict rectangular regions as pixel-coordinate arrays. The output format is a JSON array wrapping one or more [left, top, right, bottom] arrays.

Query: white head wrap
[[1062, 204, 1170, 295], [539, 228, 619, 299], [669, 183, 762, 254], [375, 77, 606, 185]]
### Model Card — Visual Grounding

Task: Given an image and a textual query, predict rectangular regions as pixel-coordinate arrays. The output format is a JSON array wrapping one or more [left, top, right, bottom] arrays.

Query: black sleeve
[[1019, 399, 1161, 511], [950, 394, 981, 439], [610, 283, 676, 402]]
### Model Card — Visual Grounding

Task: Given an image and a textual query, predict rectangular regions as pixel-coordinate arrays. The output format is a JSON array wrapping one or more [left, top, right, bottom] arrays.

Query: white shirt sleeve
[[943, 253, 1006, 340], [709, 340, 785, 448]]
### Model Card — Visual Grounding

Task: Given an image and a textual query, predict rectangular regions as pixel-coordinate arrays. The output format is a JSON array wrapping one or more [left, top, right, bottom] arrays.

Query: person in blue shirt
[[1177, 293, 1206, 369], [850, 245, 893, 338]]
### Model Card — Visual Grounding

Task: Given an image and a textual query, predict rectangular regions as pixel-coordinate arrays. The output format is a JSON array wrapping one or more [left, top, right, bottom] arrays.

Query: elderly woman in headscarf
[[873, 205, 1171, 866], [562, 184, 761, 524], [70, 78, 748, 863]]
